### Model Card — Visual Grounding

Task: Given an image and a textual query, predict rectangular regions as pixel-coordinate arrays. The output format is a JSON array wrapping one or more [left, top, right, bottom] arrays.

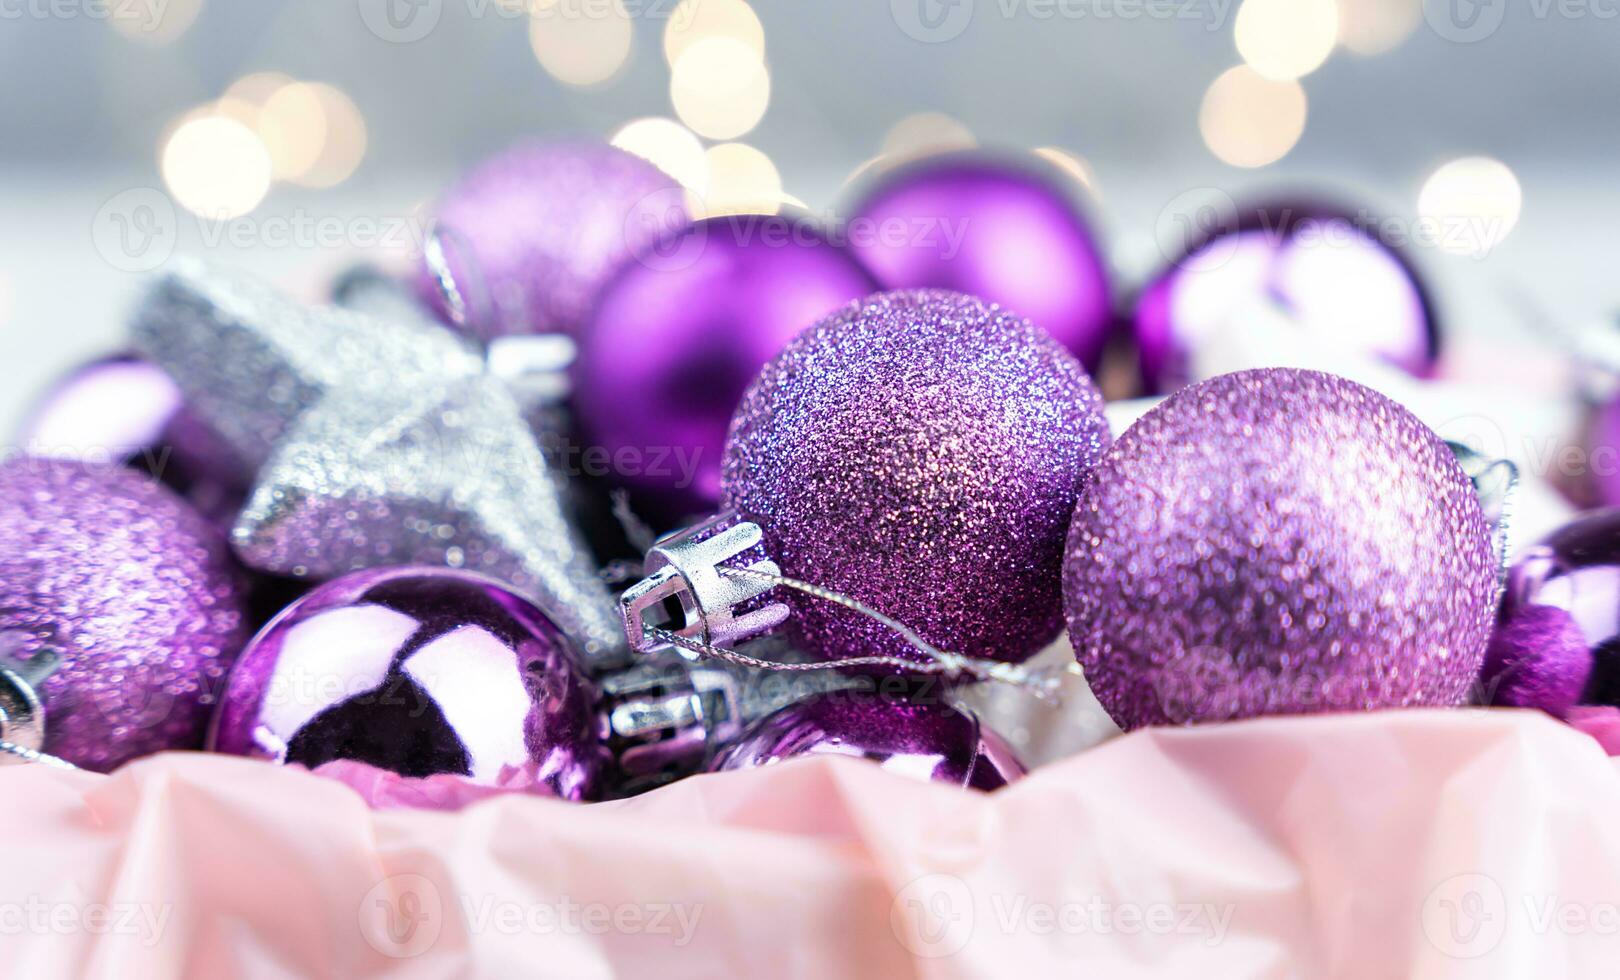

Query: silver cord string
[[652, 566, 1065, 702], [0, 740, 77, 770]]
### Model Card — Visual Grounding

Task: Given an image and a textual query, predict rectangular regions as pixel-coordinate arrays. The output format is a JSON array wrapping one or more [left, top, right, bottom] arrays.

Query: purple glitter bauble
[[708, 690, 1024, 790], [722, 289, 1111, 668], [17, 355, 250, 519], [846, 153, 1113, 370], [0, 458, 247, 771], [1064, 368, 1496, 731], [1479, 605, 1591, 717], [572, 212, 878, 517], [210, 567, 609, 801], [1134, 201, 1438, 394], [1499, 509, 1620, 709], [415, 140, 689, 340]]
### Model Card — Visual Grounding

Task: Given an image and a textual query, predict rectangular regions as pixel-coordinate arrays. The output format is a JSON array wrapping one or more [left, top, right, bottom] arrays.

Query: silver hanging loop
[[1448, 441, 1521, 599], [0, 643, 64, 765], [619, 517, 790, 658]]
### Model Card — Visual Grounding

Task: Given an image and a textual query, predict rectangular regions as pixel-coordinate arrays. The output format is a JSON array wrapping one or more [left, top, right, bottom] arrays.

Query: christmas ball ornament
[[0, 458, 247, 771], [16, 354, 250, 517], [1498, 509, 1620, 709], [210, 567, 611, 800], [622, 289, 1111, 673], [1134, 201, 1438, 394], [845, 152, 1113, 370], [1479, 605, 1591, 717], [708, 690, 1025, 790], [414, 140, 690, 341], [1064, 368, 1497, 730], [572, 212, 878, 516]]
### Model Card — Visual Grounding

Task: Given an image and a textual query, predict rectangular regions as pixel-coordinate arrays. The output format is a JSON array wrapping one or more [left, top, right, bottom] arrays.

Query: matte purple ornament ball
[[708, 690, 1024, 790], [1134, 201, 1439, 394], [846, 152, 1113, 370], [1498, 509, 1620, 709], [722, 289, 1112, 668], [572, 212, 878, 517], [0, 458, 247, 771], [210, 566, 609, 800], [415, 140, 689, 340], [1064, 368, 1497, 730]]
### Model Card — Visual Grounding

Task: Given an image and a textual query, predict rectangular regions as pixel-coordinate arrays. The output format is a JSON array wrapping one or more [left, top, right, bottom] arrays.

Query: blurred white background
[[1, 0, 1615, 444]]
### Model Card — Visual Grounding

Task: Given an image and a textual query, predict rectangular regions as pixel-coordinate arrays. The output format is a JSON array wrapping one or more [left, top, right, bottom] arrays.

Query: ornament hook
[[619, 517, 790, 658], [0, 642, 64, 765], [1448, 441, 1520, 599]]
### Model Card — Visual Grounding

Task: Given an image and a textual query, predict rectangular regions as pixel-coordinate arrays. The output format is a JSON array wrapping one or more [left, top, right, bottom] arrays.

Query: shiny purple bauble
[[414, 140, 689, 341], [723, 289, 1111, 668], [1498, 509, 1620, 710], [572, 212, 878, 517], [210, 567, 608, 800], [708, 691, 1024, 790], [845, 152, 1112, 371], [0, 458, 248, 771], [17, 355, 250, 521], [1134, 202, 1439, 394], [1064, 369, 1497, 731]]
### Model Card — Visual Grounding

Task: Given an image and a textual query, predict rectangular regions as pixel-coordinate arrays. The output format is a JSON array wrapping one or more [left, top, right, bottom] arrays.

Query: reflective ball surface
[[1134, 201, 1438, 394], [211, 567, 608, 800], [573, 212, 877, 517], [846, 152, 1113, 370], [708, 691, 1024, 790], [1500, 509, 1620, 709]]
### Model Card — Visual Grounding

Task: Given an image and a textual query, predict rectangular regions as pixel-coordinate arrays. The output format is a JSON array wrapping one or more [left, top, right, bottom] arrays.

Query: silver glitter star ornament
[[131, 259, 626, 666]]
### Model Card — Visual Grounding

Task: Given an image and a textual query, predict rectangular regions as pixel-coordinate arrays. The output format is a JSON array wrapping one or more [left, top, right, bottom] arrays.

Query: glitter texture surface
[[414, 140, 689, 340], [1064, 368, 1497, 730], [0, 459, 247, 771], [722, 289, 1111, 667], [211, 567, 608, 801], [131, 260, 626, 667], [708, 690, 1025, 790]]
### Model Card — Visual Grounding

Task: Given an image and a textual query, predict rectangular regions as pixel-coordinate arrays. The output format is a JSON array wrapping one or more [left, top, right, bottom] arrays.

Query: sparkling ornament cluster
[[0, 459, 247, 771], [1064, 368, 1497, 730], [722, 288, 1112, 668]]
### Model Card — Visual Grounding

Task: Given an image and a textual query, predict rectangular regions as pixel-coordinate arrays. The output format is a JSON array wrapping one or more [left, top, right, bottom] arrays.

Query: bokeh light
[[109, 0, 203, 43], [1033, 146, 1098, 197], [297, 84, 368, 188], [1235, 0, 1339, 81], [664, 0, 765, 65], [258, 82, 328, 180], [1199, 66, 1308, 168], [1337, 0, 1422, 55], [529, 0, 634, 88], [696, 142, 783, 217], [1418, 156, 1523, 256], [161, 114, 273, 219], [612, 117, 710, 196], [670, 37, 771, 140]]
